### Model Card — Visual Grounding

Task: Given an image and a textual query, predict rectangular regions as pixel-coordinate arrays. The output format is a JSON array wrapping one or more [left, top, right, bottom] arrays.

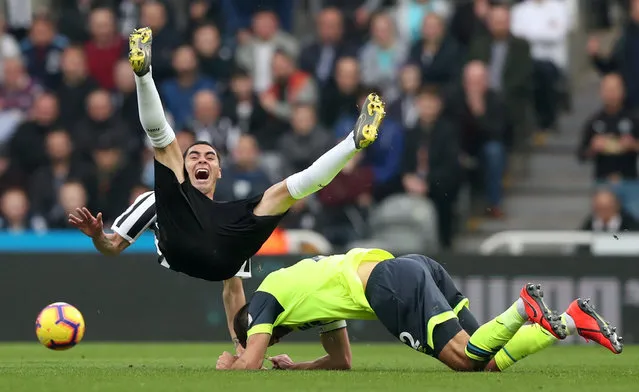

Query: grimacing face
[[184, 144, 222, 195]]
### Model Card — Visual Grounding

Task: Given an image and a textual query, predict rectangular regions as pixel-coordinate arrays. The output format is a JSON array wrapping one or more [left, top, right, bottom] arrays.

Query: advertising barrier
[[1, 254, 637, 343]]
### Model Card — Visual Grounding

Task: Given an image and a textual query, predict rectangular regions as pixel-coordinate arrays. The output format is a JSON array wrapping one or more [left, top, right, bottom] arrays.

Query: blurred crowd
[[0, 0, 579, 250]]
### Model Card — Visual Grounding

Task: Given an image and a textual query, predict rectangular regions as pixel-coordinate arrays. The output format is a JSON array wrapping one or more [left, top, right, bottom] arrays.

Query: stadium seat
[[349, 195, 440, 255]]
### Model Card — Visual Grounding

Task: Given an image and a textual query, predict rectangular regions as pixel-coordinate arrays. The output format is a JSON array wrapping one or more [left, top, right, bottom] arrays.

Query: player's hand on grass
[[216, 351, 238, 370], [269, 354, 294, 370], [68, 207, 104, 238]]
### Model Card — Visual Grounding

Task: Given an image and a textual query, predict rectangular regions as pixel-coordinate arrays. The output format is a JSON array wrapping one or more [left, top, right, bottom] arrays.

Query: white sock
[[135, 71, 175, 148], [286, 132, 358, 200]]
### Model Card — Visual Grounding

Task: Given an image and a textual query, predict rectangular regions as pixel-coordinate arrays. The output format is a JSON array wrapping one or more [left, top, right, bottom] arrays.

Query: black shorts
[[364, 254, 469, 357], [153, 159, 284, 281]]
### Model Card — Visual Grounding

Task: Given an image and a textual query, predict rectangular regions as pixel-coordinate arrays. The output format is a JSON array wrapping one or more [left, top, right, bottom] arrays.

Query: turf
[[0, 343, 635, 392]]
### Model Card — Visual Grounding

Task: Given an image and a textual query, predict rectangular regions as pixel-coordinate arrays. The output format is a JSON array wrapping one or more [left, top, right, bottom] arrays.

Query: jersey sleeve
[[111, 191, 157, 243], [246, 291, 285, 338]]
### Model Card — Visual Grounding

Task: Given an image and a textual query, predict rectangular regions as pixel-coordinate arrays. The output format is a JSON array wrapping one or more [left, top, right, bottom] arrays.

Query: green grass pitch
[[0, 343, 636, 392]]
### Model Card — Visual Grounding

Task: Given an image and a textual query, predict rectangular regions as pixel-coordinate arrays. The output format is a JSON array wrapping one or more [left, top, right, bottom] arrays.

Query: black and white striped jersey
[[110, 191, 251, 279]]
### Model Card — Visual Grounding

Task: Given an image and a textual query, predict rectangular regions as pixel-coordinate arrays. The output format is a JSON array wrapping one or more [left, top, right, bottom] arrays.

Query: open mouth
[[195, 168, 210, 180]]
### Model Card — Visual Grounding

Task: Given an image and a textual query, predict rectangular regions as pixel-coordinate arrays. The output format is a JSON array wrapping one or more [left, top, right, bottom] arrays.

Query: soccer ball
[[35, 302, 85, 350]]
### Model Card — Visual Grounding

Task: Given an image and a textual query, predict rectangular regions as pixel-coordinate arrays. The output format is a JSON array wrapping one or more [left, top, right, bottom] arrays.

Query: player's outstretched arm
[[216, 333, 270, 370], [69, 207, 130, 256], [271, 326, 352, 370], [222, 277, 247, 354]]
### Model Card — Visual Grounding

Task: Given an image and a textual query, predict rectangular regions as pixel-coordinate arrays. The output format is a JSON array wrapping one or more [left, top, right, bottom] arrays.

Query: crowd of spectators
[[0, 0, 576, 250]]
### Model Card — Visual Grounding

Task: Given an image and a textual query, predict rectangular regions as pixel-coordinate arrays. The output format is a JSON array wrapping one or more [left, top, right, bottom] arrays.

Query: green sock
[[465, 299, 527, 361], [493, 324, 557, 370]]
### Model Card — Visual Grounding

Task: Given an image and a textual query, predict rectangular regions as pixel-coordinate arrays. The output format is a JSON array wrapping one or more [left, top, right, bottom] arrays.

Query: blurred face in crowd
[[184, 143, 222, 197], [193, 25, 221, 57], [291, 105, 317, 135], [114, 59, 135, 93], [87, 90, 113, 122], [371, 14, 396, 48], [272, 52, 295, 82], [193, 90, 220, 124], [176, 131, 196, 154], [94, 147, 121, 172], [253, 11, 278, 41], [3, 58, 26, 90], [233, 135, 260, 170], [59, 182, 87, 215], [29, 18, 55, 47], [400, 64, 422, 95], [33, 94, 59, 125], [317, 8, 343, 45], [632, 0, 639, 23], [335, 57, 360, 94], [416, 90, 442, 123], [46, 130, 72, 163], [463, 61, 488, 94], [89, 8, 117, 43], [422, 13, 445, 43], [141, 2, 167, 31], [231, 73, 253, 100], [61, 47, 88, 81], [1, 189, 29, 225], [592, 190, 620, 223], [600, 74, 625, 112], [488, 6, 511, 39], [173, 46, 198, 75]]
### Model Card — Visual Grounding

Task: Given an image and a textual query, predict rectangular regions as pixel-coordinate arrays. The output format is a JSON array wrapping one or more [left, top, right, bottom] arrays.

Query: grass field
[[0, 343, 635, 392]]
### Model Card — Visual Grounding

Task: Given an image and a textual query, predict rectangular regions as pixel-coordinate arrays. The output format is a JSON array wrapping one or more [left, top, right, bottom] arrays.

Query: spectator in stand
[[335, 90, 404, 201], [468, 3, 533, 149], [20, 14, 68, 90], [161, 45, 216, 129], [588, 0, 639, 111], [359, 12, 408, 103], [84, 8, 126, 90], [235, 10, 298, 93], [223, 0, 295, 37], [190, 89, 240, 154], [0, 188, 46, 233], [449, 0, 490, 49], [29, 129, 91, 226], [140, 0, 181, 84], [113, 59, 142, 137], [57, 0, 92, 43], [511, 0, 570, 134], [185, 0, 225, 40], [578, 74, 639, 183], [388, 64, 422, 130], [408, 13, 462, 88], [47, 180, 89, 229], [393, 0, 451, 45], [581, 188, 639, 232], [73, 89, 134, 161], [0, 14, 20, 84], [314, 0, 383, 45], [450, 61, 508, 218], [216, 134, 272, 201], [9, 93, 61, 174], [192, 23, 234, 90], [261, 48, 318, 124], [0, 58, 42, 145], [118, 0, 144, 38], [0, 147, 24, 196], [56, 46, 99, 129], [299, 7, 353, 89], [85, 134, 141, 225], [278, 103, 333, 174], [320, 56, 362, 130], [402, 86, 461, 249], [221, 68, 270, 149]]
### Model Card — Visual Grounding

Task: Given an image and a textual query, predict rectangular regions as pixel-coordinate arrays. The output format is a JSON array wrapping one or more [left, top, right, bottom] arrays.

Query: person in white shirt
[[511, 0, 571, 133]]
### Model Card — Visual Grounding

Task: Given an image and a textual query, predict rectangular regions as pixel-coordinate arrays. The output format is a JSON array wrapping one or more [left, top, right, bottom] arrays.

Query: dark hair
[[417, 84, 442, 99], [183, 141, 222, 166], [233, 303, 250, 348]]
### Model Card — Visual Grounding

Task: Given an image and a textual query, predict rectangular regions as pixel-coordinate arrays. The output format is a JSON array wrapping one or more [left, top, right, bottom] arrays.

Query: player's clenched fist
[[269, 354, 294, 370], [216, 351, 238, 370]]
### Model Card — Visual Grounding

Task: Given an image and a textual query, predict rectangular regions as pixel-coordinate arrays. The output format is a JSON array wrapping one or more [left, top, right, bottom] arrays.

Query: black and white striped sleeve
[[111, 191, 157, 243]]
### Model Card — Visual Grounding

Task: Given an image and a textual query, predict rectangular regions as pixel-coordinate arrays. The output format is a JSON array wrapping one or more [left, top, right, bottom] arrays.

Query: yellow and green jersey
[[246, 248, 394, 338]]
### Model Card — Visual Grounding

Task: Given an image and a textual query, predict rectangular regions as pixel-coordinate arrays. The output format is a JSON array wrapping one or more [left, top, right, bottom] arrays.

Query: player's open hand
[[269, 354, 294, 370], [68, 207, 104, 238], [216, 351, 238, 370]]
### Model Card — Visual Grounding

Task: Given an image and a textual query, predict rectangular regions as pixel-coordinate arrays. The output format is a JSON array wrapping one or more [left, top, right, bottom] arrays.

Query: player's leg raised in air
[[252, 93, 386, 217]]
